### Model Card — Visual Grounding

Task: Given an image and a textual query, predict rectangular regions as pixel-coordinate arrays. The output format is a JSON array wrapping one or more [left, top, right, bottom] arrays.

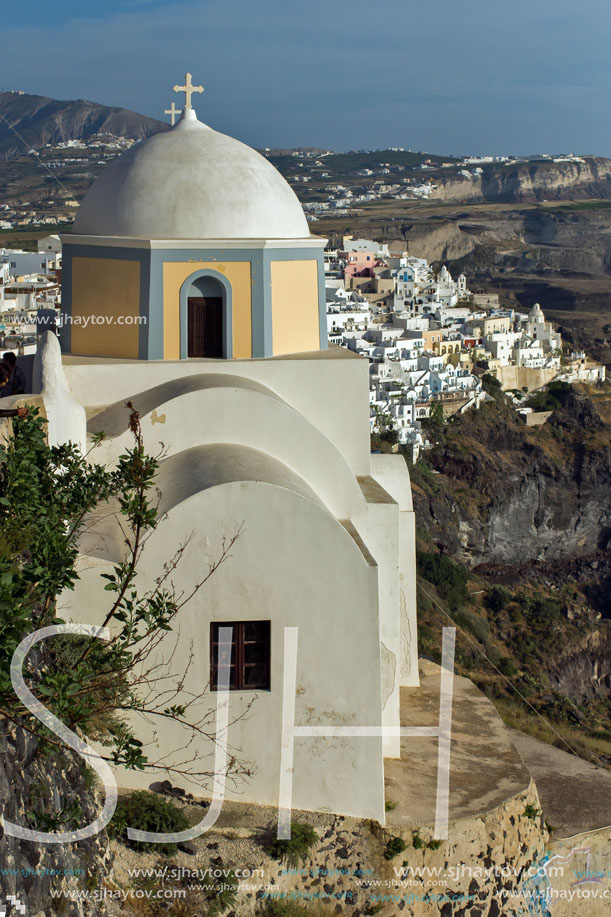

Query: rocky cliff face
[[549, 624, 611, 704], [412, 390, 611, 739], [431, 157, 611, 204], [0, 723, 111, 915], [413, 393, 611, 572], [0, 91, 168, 159]]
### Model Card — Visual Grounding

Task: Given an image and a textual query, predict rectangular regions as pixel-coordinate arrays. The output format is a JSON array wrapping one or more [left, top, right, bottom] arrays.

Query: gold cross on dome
[[173, 73, 204, 110], [164, 101, 179, 125]]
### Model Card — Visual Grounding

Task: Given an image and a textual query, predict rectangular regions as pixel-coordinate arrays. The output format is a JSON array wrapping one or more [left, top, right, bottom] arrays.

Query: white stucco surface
[[72, 110, 310, 240], [62, 480, 385, 821], [32, 332, 86, 452], [88, 375, 365, 520], [64, 348, 373, 476], [56, 347, 418, 822], [371, 455, 420, 687]]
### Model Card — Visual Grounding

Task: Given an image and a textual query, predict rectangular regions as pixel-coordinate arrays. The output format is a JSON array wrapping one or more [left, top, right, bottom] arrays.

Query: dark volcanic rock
[[414, 398, 611, 568]]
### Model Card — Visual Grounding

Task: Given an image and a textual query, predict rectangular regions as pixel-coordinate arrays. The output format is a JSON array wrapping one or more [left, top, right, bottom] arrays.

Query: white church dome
[[72, 110, 310, 240]]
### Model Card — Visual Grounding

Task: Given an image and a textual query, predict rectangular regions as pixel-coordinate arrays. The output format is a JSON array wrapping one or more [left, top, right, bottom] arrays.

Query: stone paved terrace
[[385, 660, 611, 841], [384, 660, 532, 829]]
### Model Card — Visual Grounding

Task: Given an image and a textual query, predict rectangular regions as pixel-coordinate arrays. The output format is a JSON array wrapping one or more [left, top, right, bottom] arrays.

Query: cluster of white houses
[[0, 236, 62, 352], [326, 239, 605, 460]]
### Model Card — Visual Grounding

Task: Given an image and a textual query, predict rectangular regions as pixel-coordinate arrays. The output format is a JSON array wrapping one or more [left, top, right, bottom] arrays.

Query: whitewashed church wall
[[87, 383, 365, 522], [353, 490, 401, 760], [63, 347, 372, 476], [370, 455, 420, 687], [60, 480, 386, 823]]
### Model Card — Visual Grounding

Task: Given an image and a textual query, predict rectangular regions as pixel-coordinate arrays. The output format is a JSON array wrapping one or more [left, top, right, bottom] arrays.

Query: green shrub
[[520, 593, 562, 627], [482, 373, 502, 398], [200, 868, 238, 914], [417, 551, 468, 609], [498, 657, 518, 677], [527, 381, 572, 412], [267, 822, 319, 867], [108, 790, 192, 854], [384, 836, 406, 859], [427, 839, 442, 850], [524, 803, 541, 821], [485, 585, 511, 614], [453, 607, 490, 644], [412, 831, 424, 849]]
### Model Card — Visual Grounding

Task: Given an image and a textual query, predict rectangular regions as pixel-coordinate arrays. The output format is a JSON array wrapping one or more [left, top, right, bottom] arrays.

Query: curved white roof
[[72, 110, 310, 240]]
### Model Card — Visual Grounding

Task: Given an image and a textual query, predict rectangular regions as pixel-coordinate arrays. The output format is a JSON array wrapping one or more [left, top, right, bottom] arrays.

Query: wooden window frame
[[210, 621, 271, 692]]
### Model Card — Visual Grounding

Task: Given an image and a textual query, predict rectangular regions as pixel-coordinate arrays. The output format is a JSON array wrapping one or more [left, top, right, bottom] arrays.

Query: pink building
[[342, 251, 386, 279]]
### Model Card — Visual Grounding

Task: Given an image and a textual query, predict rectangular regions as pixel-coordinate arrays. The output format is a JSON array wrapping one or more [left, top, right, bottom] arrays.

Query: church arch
[[88, 380, 366, 520], [179, 269, 233, 360]]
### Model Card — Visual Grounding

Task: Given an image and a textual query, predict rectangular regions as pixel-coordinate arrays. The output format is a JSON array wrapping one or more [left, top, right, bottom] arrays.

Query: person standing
[[1, 351, 26, 397], [0, 363, 27, 417]]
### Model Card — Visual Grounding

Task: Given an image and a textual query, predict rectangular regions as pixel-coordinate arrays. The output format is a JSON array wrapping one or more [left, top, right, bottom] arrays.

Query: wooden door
[[188, 297, 223, 357]]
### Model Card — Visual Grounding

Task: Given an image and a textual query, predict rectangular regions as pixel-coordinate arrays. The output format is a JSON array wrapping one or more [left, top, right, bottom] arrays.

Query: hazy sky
[[2, 0, 609, 155]]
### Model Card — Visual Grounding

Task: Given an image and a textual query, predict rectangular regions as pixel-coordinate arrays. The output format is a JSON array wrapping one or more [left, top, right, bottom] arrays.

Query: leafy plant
[[527, 381, 572, 412], [267, 822, 319, 867], [523, 803, 542, 821], [416, 551, 468, 610], [200, 867, 239, 914], [498, 657, 518, 677], [411, 831, 424, 849], [107, 790, 192, 854], [383, 835, 406, 859], [482, 373, 503, 398], [27, 798, 83, 833], [485, 585, 511, 614], [0, 408, 246, 789]]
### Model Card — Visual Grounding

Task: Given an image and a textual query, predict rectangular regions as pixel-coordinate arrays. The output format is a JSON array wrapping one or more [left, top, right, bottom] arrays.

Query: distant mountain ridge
[[0, 91, 169, 159]]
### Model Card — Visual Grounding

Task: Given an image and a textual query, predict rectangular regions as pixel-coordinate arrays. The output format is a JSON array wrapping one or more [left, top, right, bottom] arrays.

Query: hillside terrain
[[406, 383, 611, 768], [0, 91, 167, 159]]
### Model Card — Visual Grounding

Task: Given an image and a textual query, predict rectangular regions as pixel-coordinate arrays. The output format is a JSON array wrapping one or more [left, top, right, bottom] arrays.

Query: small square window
[[210, 621, 271, 691]]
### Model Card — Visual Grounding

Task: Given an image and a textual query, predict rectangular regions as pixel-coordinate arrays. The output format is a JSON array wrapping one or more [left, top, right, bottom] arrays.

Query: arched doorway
[[187, 275, 224, 358]]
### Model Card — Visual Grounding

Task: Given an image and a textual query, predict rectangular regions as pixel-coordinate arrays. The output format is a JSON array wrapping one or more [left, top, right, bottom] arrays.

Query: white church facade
[[49, 77, 419, 825]]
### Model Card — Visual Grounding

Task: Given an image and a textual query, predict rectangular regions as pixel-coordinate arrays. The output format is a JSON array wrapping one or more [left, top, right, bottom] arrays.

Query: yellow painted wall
[[271, 260, 320, 356], [163, 262, 252, 360], [71, 257, 141, 358]]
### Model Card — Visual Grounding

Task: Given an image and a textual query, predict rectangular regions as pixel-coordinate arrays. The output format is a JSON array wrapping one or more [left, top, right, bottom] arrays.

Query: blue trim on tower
[[60, 247, 73, 353], [148, 250, 165, 360], [61, 240, 327, 359], [137, 249, 152, 359]]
